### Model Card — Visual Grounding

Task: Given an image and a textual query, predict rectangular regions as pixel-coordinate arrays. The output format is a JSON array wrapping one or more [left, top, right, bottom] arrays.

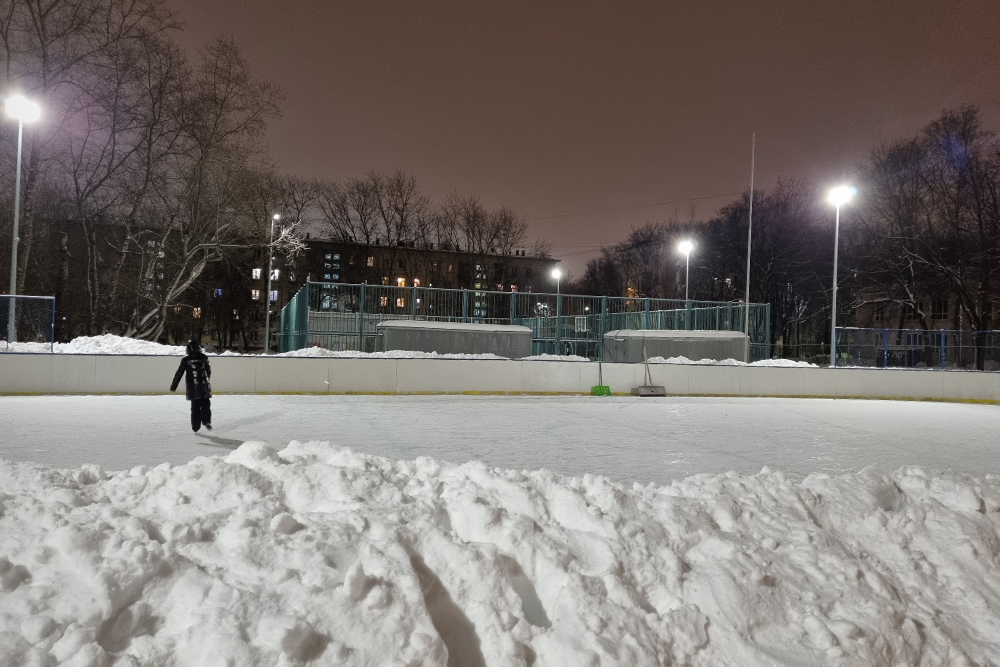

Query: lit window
[[323, 274, 331, 281], [333, 254, 340, 260], [413, 278, 421, 287], [252, 268, 261, 280], [173, 306, 182, 314], [380, 296, 388, 306], [397, 277, 405, 287], [269, 290, 278, 302], [331, 274, 339, 281], [367, 256, 374, 267], [332, 263, 340, 269], [396, 297, 405, 307], [325, 254, 332, 260], [448, 264, 453, 272], [271, 269, 280, 280], [511, 285, 517, 292], [251, 289, 260, 300], [214, 288, 222, 298], [192, 307, 201, 319]]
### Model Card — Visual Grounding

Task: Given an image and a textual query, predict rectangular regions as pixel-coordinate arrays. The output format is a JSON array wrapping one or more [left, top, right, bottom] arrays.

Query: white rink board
[[1, 353, 999, 402]]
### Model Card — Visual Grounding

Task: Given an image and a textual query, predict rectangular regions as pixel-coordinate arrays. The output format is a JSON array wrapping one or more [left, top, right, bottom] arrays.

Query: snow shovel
[[631, 346, 666, 396], [592, 360, 611, 396]]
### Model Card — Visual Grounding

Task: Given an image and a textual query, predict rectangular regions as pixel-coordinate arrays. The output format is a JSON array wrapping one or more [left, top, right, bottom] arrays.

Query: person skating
[[170, 339, 213, 432]]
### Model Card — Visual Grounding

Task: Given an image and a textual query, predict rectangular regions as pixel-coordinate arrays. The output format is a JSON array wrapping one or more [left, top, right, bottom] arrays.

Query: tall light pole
[[744, 133, 755, 362], [5, 95, 40, 344], [678, 240, 694, 301], [551, 268, 562, 295], [264, 213, 280, 354], [827, 185, 856, 367]]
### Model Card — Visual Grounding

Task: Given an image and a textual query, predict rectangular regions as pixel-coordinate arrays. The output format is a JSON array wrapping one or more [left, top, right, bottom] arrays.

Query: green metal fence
[[279, 282, 771, 360]]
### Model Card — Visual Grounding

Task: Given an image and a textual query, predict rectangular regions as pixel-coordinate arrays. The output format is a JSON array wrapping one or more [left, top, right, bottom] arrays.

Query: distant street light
[[677, 240, 694, 301], [6, 94, 41, 344], [265, 213, 280, 354], [827, 185, 856, 367], [551, 268, 562, 296]]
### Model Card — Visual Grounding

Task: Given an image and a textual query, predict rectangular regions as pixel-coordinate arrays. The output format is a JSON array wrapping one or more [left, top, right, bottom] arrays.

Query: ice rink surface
[[1, 394, 997, 483]]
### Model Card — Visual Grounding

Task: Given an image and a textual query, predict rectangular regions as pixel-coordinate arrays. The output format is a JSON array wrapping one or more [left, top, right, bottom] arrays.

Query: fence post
[[643, 297, 650, 330], [686, 300, 693, 331], [509, 292, 516, 324], [941, 329, 946, 369], [600, 296, 608, 360], [555, 293, 563, 352], [727, 302, 733, 331], [883, 328, 889, 367], [49, 296, 55, 352], [357, 284, 365, 351], [412, 285, 418, 319], [462, 289, 469, 323]]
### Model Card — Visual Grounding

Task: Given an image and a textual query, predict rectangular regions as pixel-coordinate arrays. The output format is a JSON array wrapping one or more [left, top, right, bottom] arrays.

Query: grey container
[[603, 329, 749, 363], [377, 320, 533, 358]]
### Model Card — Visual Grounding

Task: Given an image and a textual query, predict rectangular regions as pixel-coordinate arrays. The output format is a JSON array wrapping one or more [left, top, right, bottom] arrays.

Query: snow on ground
[[2, 335, 188, 356], [2, 335, 591, 361], [1, 441, 998, 666], [648, 355, 817, 367]]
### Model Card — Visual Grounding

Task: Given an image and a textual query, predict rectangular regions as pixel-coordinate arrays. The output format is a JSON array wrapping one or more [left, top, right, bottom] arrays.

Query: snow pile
[[1, 444, 998, 666], [521, 353, 590, 362], [649, 355, 817, 368], [3, 335, 187, 356], [278, 347, 507, 360]]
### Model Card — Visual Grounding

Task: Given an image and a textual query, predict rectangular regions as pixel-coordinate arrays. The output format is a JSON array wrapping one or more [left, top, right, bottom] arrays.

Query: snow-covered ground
[[1, 440, 998, 666], [2, 393, 999, 665]]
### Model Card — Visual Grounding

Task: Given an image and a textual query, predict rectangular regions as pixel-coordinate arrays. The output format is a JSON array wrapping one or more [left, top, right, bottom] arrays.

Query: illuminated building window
[[396, 297, 405, 307], [252, 268, 262, 280], [251, 289, 260, 300], [397, 277, 405, 287]]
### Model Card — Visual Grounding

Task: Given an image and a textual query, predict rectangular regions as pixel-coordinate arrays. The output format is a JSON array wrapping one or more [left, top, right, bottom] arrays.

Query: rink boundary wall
[[1, 354, 999, 403]]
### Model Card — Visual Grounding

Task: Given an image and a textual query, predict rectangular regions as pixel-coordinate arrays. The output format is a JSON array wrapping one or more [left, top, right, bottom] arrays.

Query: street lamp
[[265, 213, 280, 354], [827, 185, 856, 367], [5, 95, 40, 344], [677, 240, 694, 301], [551, 268, 562, 295]]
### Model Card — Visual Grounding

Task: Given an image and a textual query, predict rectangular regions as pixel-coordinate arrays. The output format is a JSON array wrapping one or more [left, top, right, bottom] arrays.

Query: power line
[[528, 191, 743, 223]]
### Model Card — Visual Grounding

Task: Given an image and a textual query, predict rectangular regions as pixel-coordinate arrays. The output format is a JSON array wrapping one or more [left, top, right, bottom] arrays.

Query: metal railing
[[279, 282, 771, 360], [0, 295, 55, 352], [835, 327, 1000, 370]]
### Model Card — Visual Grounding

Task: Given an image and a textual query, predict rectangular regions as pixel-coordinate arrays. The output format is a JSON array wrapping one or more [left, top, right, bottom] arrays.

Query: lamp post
[[264, 213, 280, 354], [551, 268, 561, 295], [827, 185, 856, 367], [677, 240, 694, 301], [5, 95, 40, 344]]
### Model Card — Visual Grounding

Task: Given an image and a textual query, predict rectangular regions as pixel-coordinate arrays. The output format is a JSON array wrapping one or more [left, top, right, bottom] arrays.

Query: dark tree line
[[579, 106, 1000, 357]]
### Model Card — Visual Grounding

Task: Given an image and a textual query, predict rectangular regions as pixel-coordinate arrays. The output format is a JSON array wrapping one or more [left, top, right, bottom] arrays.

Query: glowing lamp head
[[5, 95, 40, 123], [828, 185, 856, 207], [678, 240, 694, 256], [551, 268, 562, 280], [272, 213, 281, 221]]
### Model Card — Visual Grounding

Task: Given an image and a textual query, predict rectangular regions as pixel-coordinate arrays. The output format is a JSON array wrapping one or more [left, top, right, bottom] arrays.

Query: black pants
[[190, 398, 212, 431]]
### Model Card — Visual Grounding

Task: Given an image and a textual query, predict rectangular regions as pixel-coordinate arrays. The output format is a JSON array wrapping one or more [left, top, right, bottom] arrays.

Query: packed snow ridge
[[5, 334, 790, 364], [1, 443, 998, 666]]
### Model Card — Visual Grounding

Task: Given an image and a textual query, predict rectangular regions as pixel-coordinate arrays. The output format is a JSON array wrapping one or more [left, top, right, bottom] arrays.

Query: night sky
[[168, 0, 999, 274]]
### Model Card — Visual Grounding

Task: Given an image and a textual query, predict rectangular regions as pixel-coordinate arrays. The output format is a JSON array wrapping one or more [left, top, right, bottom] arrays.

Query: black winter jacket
[[170, 352, 212, 400]]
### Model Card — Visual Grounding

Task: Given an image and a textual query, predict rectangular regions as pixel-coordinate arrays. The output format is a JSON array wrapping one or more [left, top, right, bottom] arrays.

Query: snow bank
[[3, 334, 188, 356], [649, 355, 817, 368], [1, 445, 998, 666]]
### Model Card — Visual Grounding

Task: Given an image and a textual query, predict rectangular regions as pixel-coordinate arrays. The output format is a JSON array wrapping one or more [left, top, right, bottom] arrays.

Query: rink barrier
[[0, 354, 999, 403]]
